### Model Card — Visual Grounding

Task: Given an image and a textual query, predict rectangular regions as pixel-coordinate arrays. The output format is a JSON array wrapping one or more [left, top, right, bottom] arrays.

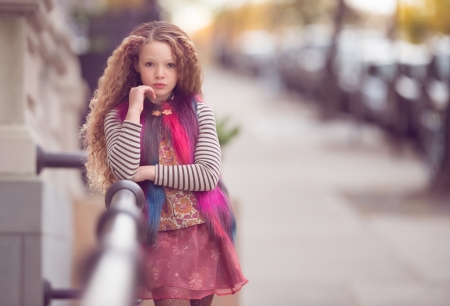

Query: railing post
[[81, 180, 145, 306], [36, 145, 87, 174], [43, 280, 83, 306]]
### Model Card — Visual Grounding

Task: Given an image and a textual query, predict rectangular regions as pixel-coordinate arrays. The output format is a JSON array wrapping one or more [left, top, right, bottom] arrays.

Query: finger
[[143, 86, 157, 99], [145, 86, 156, 98]]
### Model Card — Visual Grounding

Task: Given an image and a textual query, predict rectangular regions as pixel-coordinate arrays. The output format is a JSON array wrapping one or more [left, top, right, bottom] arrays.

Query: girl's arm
[[154, 102, 221, 191], [104, 85, 155, 180], [104, 110, 142, 180]]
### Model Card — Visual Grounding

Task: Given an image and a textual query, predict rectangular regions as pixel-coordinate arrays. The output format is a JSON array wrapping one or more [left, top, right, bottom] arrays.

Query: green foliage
[[215, 115, 241, 148]]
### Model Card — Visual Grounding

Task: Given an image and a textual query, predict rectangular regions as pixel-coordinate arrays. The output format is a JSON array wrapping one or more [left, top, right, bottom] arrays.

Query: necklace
[[151, 93, 174, 116], [152, 109, 172, 116]]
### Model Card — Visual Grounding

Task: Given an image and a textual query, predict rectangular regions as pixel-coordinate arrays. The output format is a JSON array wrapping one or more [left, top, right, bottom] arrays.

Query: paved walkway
[[203, 65, 450, 306]]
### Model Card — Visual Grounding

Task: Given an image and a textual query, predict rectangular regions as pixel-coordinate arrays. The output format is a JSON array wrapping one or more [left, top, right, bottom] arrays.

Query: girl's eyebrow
[[142, 57, 175, 61]]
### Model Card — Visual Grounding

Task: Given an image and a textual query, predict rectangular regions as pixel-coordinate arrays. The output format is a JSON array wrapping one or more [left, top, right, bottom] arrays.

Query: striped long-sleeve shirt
[[104, 102, 221, 191]]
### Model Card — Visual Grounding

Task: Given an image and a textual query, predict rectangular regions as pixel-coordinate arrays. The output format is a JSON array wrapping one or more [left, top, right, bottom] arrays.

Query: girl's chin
[[151, 93, 172, 104]]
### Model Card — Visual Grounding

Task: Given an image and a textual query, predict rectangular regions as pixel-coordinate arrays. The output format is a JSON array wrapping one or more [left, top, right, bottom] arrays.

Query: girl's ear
[[134, 60, 140, 73]]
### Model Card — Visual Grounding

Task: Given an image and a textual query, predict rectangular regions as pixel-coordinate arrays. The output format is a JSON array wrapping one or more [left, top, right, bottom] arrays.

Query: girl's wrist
[[132, 165, 156, 183], [146, 165, 156, 181], [125, 108, 142, 123], [128, 106, 143, 113]]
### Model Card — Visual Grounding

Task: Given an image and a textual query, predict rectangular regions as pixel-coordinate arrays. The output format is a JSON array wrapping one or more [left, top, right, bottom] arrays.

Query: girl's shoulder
[[106, 108, 119, 118], [104, 109, 122, 131], [105, 109, 119, 124], [106, 102, 128, 122], [192, 95, 213, 114]]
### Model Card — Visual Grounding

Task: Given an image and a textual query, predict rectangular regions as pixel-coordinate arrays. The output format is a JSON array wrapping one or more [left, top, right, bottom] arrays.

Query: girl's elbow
[[111, 167, 137, 181], [113, 172, 130, 181], [199, 185, 214, 192], [203, 174, 219, 191]]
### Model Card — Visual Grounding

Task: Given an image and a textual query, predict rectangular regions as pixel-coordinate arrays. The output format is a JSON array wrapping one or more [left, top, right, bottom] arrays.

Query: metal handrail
[[36, 148, 146, 305], [81, 180, 145, 306]]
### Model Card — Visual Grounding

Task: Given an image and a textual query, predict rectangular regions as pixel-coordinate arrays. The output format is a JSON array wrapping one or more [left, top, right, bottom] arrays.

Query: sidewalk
[[203, 65, 450, 306]]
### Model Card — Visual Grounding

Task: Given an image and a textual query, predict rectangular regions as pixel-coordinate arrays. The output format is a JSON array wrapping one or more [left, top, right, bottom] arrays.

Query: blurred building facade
[[76, 0, 160, 107], [0, 0, 87, 305]]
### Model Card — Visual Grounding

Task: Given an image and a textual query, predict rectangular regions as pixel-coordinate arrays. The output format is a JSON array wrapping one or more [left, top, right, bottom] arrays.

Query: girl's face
[[135, 41, 178, 102]]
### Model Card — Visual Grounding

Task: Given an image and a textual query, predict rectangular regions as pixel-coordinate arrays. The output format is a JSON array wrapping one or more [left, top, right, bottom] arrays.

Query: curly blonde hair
[[81, 21, 203, 192]]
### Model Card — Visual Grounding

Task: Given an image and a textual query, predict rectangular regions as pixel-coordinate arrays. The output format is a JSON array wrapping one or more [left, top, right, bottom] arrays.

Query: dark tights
[[153, 295, 214, 306], [191, 294, 214, 306], [154, 299, 189, 306]]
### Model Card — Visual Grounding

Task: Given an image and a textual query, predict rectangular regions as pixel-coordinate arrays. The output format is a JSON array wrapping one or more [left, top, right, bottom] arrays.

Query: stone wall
[[0, 0, 88, 194]]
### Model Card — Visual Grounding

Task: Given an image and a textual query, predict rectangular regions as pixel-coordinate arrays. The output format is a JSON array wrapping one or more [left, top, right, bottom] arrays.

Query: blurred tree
[[397, 0, 450, 43], [211, 0, 347, 47], [271, 0, 362, 30], [320, 0, 347, 118], [397, 0, 429, 43], [270, 0, 334, 29], [427, 0, 450, 34], [397, 0, 450, 196], [210, 0, 348, 68], [429, 0, 450, 197], [214, 2, 273, 39]]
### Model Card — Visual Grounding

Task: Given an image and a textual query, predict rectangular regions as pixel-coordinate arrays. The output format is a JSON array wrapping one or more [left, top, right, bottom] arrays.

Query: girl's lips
[[153, 83, 166, 89]]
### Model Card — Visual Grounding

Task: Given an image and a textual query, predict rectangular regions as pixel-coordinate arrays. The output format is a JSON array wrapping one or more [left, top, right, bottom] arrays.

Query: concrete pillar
[[0, 13, 35, 175], [0, 1, 86, 305]]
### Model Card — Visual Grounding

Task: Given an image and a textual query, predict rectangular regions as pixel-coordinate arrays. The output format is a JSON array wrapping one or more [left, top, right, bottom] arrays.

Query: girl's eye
[[145, 62, 153, 67], [167, 63, 175, 68]]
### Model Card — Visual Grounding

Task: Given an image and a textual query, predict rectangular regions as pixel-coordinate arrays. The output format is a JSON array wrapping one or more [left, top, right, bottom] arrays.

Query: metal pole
[[81, 181, 145, 306]]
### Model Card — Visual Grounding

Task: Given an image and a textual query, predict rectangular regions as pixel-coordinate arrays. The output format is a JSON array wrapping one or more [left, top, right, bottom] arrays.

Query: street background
[[202, 64, 450, 306], [2, 0, 450, 305], [69, 0, 450, 305]]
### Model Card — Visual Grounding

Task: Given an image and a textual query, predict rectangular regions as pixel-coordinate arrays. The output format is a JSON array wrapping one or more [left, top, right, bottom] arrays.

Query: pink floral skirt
[[136, 223, 248, 300]]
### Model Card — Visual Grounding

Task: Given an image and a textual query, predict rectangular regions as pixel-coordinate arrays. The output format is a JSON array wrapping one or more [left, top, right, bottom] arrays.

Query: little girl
[[82, 21, 248, 305]]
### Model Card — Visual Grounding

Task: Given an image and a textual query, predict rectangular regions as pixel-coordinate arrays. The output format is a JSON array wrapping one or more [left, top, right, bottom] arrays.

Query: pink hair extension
[[195, 186, 236, 243], [194, 94, 204, 103], [161, 103, 193, 165]]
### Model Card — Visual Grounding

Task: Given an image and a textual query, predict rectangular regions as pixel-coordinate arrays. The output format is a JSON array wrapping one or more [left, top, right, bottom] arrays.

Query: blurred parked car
[[390, 42, 430, 147], [335, 31, 396, 121], [420, 51, 450, 177], [232, 30, 276, 76], [222, 23, 450, 180], [277, 25, 331, 99]]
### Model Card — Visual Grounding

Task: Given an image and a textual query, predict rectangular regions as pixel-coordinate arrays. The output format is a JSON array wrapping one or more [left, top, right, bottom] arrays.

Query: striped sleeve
[[104, 110, 142, 180], [154, 102, 221, 191]]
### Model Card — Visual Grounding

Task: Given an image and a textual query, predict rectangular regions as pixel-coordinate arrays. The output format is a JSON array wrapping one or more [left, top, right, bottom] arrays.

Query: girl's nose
[[155, 66, 164, 78]]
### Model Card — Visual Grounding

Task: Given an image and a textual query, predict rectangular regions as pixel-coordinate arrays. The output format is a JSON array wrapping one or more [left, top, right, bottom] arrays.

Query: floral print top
[[158, 132, 205, 231]]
